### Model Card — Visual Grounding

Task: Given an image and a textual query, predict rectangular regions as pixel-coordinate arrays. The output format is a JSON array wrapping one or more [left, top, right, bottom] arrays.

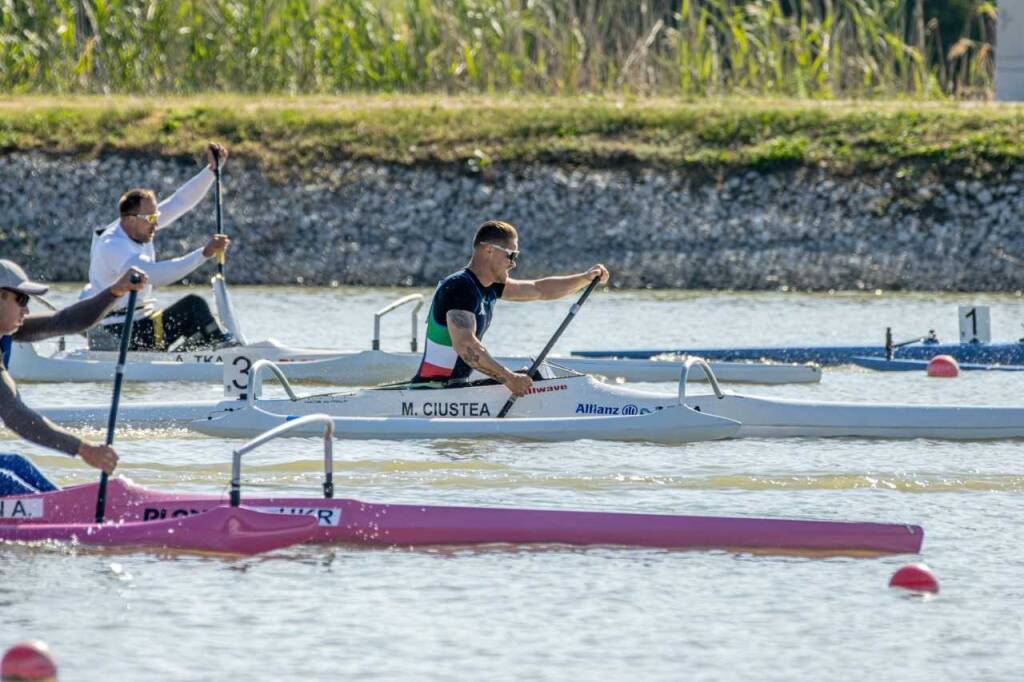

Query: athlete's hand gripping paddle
[[95, 273, 141, 522], [496, 276, 601, 418]]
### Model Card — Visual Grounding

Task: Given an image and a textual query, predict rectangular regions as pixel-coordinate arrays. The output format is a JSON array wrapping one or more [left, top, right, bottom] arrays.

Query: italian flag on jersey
[[418, 312, 460, 378]]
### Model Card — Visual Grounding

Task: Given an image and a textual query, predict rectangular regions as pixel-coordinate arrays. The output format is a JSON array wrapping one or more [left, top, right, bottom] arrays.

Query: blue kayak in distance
[[851, 356, 1024, 372], [571, 340, 1024, 366]]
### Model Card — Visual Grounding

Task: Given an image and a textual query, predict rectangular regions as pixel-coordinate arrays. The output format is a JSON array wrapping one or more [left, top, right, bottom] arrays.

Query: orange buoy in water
[[927, 354, 960, 377], [889, 563, 939, 593], [1, 641, 57, 681]]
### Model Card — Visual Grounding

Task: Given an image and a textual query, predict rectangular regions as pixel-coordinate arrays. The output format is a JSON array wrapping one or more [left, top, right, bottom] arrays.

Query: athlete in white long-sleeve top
[[81, 143, 234, 351]]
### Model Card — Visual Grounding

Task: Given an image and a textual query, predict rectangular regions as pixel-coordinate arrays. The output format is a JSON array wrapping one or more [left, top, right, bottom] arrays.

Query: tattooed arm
[[446, 309, 533, 396]]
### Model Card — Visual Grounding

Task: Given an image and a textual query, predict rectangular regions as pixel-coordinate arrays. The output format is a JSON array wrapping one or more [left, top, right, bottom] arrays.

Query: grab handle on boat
[[678, 357, 725, 404], [372, 293, 425, 352], [230, 413, 335, 507], [244, 359, 300, 404]]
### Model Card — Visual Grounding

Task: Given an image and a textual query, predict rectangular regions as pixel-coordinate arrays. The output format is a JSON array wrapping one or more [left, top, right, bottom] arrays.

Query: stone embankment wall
[[2, 152, 1023, 290]]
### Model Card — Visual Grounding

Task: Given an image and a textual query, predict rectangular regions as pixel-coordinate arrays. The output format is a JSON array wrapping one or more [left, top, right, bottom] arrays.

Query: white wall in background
[[997, 0, 1024, 100]]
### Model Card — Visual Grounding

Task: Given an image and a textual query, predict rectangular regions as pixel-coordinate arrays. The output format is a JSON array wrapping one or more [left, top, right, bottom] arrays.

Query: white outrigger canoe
[[35, 359, 1024, 442], [34, 359, 741, 444], [9, 291, 820, 386]]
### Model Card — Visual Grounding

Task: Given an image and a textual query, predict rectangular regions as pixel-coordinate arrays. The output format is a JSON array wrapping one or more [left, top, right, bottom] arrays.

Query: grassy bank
[[2, 95, 1024, 177]]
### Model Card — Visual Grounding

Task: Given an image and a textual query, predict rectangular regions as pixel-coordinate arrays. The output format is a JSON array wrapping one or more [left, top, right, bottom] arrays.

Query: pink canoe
[[0, 415, 925, 556], [0, 477, 923, 555], [0, 503, 318, 555]]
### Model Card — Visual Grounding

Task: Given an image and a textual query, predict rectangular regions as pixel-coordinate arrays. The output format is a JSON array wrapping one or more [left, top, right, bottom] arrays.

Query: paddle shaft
[[95, 282, 140, 523], [497, 277, 600, 418], [214, 148, 224, 276]]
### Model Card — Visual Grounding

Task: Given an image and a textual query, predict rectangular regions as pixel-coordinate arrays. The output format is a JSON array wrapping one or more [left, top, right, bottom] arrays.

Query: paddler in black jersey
[[0, 259, 147, 473], [413, 220, 609, 395]]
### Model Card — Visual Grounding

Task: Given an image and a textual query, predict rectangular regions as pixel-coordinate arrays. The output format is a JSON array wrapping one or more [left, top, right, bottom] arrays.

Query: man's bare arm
[[447, 310, 533, 396], [447, 310, 510, 381], [502, 265, 610, 302]]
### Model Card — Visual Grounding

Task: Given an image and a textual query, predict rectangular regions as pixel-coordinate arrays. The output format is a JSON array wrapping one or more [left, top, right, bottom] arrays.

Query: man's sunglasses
[[483, 242, 519, 264], [127, 212, 161, 224], [2, 289, 30, 307]]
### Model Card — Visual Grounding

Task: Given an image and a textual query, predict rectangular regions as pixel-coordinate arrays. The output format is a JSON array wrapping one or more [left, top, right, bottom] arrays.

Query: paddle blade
[[212, 274, 248, 345]]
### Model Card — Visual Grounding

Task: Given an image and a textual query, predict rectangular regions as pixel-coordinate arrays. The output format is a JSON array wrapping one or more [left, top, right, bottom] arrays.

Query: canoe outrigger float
[[8, 292, 820, 386], [848, 324, 1024, 372], [0, 416, 925, 556], [574, 310, 1024, 367], [851, 356, 1024, 372], [573, 338, 1024, 367], [34, 357, 1024, 441]]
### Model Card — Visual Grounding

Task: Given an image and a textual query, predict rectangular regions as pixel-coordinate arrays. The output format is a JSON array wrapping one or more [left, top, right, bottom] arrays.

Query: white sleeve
[[126, 248, 208, 286], [156, 167, 215, 231]]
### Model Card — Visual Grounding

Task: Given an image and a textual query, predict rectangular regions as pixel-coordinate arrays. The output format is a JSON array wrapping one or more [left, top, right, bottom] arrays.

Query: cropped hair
[[473, 220, 518, 247], [119, 189, 157, 216]]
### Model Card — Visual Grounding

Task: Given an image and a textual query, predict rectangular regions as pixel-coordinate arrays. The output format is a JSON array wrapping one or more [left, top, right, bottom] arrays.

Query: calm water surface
[[2, 285, 1023, 681]]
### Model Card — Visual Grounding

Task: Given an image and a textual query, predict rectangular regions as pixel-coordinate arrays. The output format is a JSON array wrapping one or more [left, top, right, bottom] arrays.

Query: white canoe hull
[[34, 374, 1024, 441], [193, 404, 741, 444], [193, 395, 1024, 441], [9, 342, 819, 385], [37, 376, 671, 428], [34, 375, 739, 444]]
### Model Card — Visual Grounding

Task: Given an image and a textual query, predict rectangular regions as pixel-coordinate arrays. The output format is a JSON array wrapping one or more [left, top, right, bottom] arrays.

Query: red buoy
[[889, 563, 939, 593], [1, 641, 57, 681], [926, 354, 960, 378]]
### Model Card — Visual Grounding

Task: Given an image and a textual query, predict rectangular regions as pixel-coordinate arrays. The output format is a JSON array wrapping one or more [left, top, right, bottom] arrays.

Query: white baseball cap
[[0, 260, 49, 296]]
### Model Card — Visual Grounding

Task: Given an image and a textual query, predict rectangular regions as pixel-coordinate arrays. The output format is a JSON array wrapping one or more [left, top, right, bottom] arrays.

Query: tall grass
[[0, 1, 996, 98]]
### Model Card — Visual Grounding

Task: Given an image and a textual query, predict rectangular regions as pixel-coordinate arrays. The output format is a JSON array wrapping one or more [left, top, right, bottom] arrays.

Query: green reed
[[0, 0, 996, 98]]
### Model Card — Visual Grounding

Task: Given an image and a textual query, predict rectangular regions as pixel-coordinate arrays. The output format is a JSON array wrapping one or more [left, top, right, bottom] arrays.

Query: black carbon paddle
[[213, 146, 225, 277], [94, 274, 141, 522], [496, 276, 601, 418]]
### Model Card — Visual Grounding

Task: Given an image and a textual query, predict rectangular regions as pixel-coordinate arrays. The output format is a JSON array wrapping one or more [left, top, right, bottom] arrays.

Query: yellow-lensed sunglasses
[[128, 212, 161, 224]]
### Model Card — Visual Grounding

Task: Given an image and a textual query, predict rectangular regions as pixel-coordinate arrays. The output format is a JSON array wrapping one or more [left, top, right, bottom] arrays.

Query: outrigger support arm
[[244, 359, 301, 405], [230, 413, 335, 507], [677, 357, 725, 404], [885, 327, 938, 361], [372, 293, 425, 352]]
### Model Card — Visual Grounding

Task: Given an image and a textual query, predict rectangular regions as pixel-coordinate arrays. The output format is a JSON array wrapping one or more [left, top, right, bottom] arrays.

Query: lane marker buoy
[[927, 355, 960, 378], [1, 640, 57, 681], [889, 563, 939, 593]]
